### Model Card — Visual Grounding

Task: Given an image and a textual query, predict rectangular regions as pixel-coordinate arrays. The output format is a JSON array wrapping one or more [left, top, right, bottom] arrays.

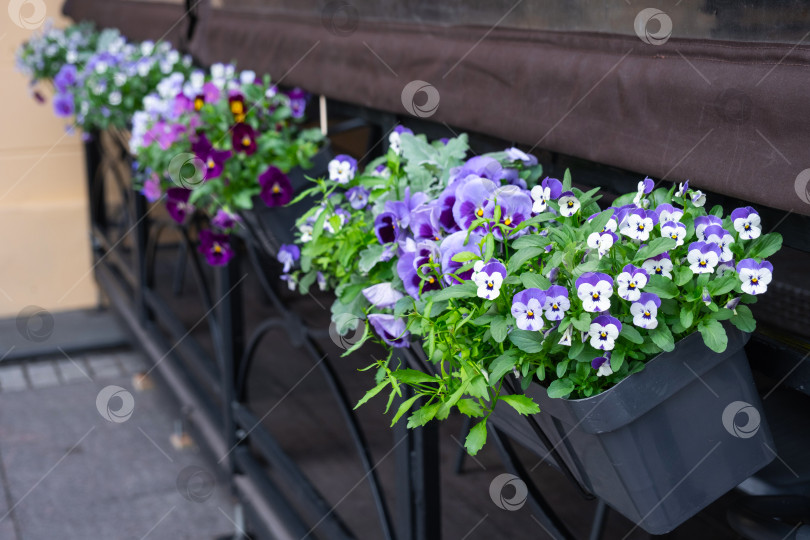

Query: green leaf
[[568, 339, 585, 360], [358, 244, 385, 273], [587, 210, 613, 235], [610, 348, 626, 371], [507, 246, 546, 275], [650, 324, 675, 352], [680, 306, 694, 329], [512, 235, 549, 250], [556, 359, 570, 378], [730, 305, 756, 332], [430, 281, 477, 302], [645, 274, 679, 299], [457, 398, 485, 418], [521, 272, 551, 290], [490, 317, 508, 343], [747, 233, 783, 259], [394, 296, 415, 317], [547, 379, 575, 399], [571, 312, 592, 333], [468, 375, 489, 399], [393, 369, 440, 385], [390, 394, 421, 426], [500, 394, 540, 415], [621, 325, 644, 344], [407, 403, 440, 428], [355, 379, 389, 409], [451, 250, 479, 263], [484, 234, 495, 261], [508, 329, 545, 354], [464, 419, 488, 455], [708, 274, 738, 296], [635, 237, 677, 263], [697, 318, 728, 353], [562, 168, 572, 191], [488, 351, 519, 383], [675, 267, 693, 287]]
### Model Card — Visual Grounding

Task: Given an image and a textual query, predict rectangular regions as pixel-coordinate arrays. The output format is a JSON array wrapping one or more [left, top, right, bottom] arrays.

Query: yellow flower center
[[592, 293, 600, 300], [214, 244, 222, 254], [230, 101, 243, 115], [752, 277, 758, 284], [628, 283, 636, 289], [242, 136, 251, 147], [504, 217, 512, 226], [527, 310, 534, 317], [272, 183, 280, 194], [486, 281, 494, 290], [744, 224, 751, 230], [638, 224, 645, 231], [567, 201, 574, 208], [600, 332, 607, 338], [476, 208, 484, 217], [552, 303, 558, 309], [194, 97, 204, 111], [207, 158, 215, 168], [699, 260, 706, 267], [429, 277, 435, 284], [644, 310, 651, 317], [671, 234, 678, 240]]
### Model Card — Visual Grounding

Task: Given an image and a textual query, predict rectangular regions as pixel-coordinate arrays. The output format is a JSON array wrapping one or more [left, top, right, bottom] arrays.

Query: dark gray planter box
[[491, 324, 774, 534]]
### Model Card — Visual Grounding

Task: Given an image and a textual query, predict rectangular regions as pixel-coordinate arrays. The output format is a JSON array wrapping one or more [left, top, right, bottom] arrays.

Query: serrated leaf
[[390, 394, 421, 426], [451, 250, 479, 263], [500, 394, 540, 415], [457, 398, 485, 418], [464, 419, 488, 455], [697, 318, 728, 353], [430, 281, 477, 302], [547, 379, 574, 399], [355, 379, 389, 409], [393, 369, 440, 385], [407, 403, 441, 428]]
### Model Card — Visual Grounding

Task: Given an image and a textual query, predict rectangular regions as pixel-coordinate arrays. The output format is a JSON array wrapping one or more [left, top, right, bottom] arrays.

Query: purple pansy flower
[[736, 259, 773, 295], [455, 156, 504, 182], [397, 251, 441, 298], [511, 288, 547, 331], [641, 252, 673, 279], [630, 292, 661, 329], [576, 273, 614, 313], [388, 125, 413, 155], [717, 259, 736, 277], [346, 186, 370, 210], [328, 154, 357, 184], [731, 207, 762, 240], [633, 177, 655, 207], [694, 215, 723, 241], [661, 221, 687, 246], [413, 240, 441, 279], [440, 231, 483, 285], [592, 355, 613, 377], [588, 315, 622, 351], [53, 93, 74, 117], [616, 264, 648, 301], [368, 313, 410, 348], [410, 204, 442, 241], [656, 203, 683, 224], [492, 185, 532, 239], [558, 326, 573, 346], [211, 208, 241, 230], [675, 180, 689, 197], [362, 283, 404, 309], [258, 166, 293, 207], [543, 285, 570, 321], [232, 122, 257, 155], [691, 190, 707, 207], [371, 163, 390, 178], [54, 64, 78, 92], [384, 188, 428, 230], [725, 296, 741, 312], [620, 208, 655, 241], [277, 244, 300, 273], [702, 287, 712, 306], [587, 231, 617, 258], [703, 224, 735, 262], [473, 259, 507, 300], [374, 212, 401, 245], [687, 241, 722, 274], [505, 147, 538, 166], [287, 87, 308, 118], [558, 190, 581, 217], [317, 271, 327, 291], [198, 229, 234, 266], [529, 177, 562, 213], [452, 176, 497, 231], [192, 135, 232, 180], [141, 175, 162, 203], [437, 181, 462, 233], [166, 188, 194, 223]]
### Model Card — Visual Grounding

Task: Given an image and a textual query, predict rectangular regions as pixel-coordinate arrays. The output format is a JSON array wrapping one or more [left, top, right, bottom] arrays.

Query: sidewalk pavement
[[0, 349, 235, 540]]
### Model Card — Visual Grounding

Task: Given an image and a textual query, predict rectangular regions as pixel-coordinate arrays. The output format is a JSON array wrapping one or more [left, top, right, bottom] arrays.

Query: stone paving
[[0, 349, 235, 540]]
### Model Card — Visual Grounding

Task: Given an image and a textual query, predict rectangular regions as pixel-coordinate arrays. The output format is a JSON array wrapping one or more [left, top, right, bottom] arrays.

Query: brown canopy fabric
[[63, 0, 810, 216]]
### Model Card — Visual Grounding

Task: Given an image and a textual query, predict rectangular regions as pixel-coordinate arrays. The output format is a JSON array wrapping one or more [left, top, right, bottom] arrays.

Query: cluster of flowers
[[130, 63, 323, 266], [16, 21, 193, 131], [288, 128, 781, 454]]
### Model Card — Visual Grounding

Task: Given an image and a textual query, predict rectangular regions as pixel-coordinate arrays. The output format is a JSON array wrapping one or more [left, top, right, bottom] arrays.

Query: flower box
[[490, 323, 774, 534]]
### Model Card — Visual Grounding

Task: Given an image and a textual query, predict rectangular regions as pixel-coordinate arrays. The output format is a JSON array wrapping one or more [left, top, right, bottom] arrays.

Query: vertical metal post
[[83, 131, 105, 234], [133, 192, 150, 323]]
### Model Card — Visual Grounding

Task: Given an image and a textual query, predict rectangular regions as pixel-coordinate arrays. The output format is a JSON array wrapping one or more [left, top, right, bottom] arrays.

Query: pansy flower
[[166, 187, 194, 223], [277, 244, 300, 273], [258, 166, 293, 207], [694, 215, 723, 241], [389, 125, 414, 155], [410, 204, 442, 241], [211, 208, 241, 230], [716, 260, 735, 277], [54, 64, 78, 92], [588, 210, 617, 233], [328, 154, 358, 184], [616, 264, 649, 301], [397, 251, 441, 298], [592, 355, 613, 377], [587, 231, 617, 258], [633, 177, 654, 207], [452, 176, 496, 231], [440, 230, 483, 285], [675, 180, 689, 197], [197, 229, 234, 266], [641, 252, 673, 279], [454, 155, 504, 182], [232, 122, 257, 155], [656, 203, 684, 224], [620, 208, 655, 241], [660, 221, 687, 246], [529, 177, 562, 213], [725, 296, 741, 313], [53, 92, 74, 117], [492, 185, 532, 239], [192, 135, 232, 180], [371, 164, 391, 178], [630, 292, 661, 329], [691, 190, 707, 207], [736, 259, 773, 295], [473, 259, 507, 300], [731, 207, 762, 240], [558, 191, 581, 217], [368, 314, 410, 348], [228, 92, 246, 123], [317, 271, 327, 291], [287, 88, 308, 118], [576, 272, 614, 313], [374, 212, 401, 245], [141, 174, 162, 203], [687, 241, 722, 274], [511, 288, 547, 331], [558, 326, 573, 347], [362, 283, 404, 309], [542, 285, 570, 321], [505, 147, 538, 166], [346, 186, 369, 210], [703, 224, 735, 262], [588, 315, 622, 351], [702, 287, 712, 306]]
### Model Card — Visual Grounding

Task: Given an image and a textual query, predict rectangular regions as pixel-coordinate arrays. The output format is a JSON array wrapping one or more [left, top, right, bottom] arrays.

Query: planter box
[[491, 324, 774, 534]]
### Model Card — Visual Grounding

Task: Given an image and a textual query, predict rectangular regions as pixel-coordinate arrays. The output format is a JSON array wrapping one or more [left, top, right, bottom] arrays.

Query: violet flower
[[691, 190, 707, 207], [440, 230, 483, 285], [193, 135, 232, 180], [452, 176, 496, 231], [54, 64, 77, 91], [661, 221, 687, 246], [736, 259, 773, 295], [211, 208, 241, 230], [630, 292, 661, 329], [530, 177, 563, 213], [558, 191, 581, 217], [362, 283, 404, 309], [328, 155, 357, 184], [731, 207, 762, 240], [616, 264, 648, 301], [166, 187, 193, 223], [620, 208, 655, 241], [413, 240, 441, 278], [198, 229, 234, 266], [687, 241, 721, 274], [346, 186, 369, 210], [641, 252, 673, 279], [588, 315, 622, 351], [473, 259, 507, 300], [437, 181, 462, 233], [277, 244, 300, 273], [703, 224, 735, 262], [492, 185, 532, 239], [694, 215, 723, 241], [232, 123, 257, 155], [543, 285, 570, 321], [409, 204, 442, 241], [575, 272, 614, 313], [511, 288, 546, 331], [586, 231, 617, 258], [505, 147, 538, 166], [675, 180, 689, 197], [287, 88, 308, 118], [558, 326, 573, 346], [656, 203, 683, 224], [53, 93, 74, 117], [228, 93, 246, 122], [388, 125, 413, 155], [374, 212, 401, 245], [258, 166, 293, 207], [141, 175, 162, 203], [397, 251, 439, 298], [455, 156, 504, 182], [592, 355, 613, 377], [368, 314, 410, 348]]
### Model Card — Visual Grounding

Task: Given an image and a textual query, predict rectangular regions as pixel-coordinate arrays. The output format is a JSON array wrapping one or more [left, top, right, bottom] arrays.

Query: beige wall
[[0, 3, 97, 317]]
